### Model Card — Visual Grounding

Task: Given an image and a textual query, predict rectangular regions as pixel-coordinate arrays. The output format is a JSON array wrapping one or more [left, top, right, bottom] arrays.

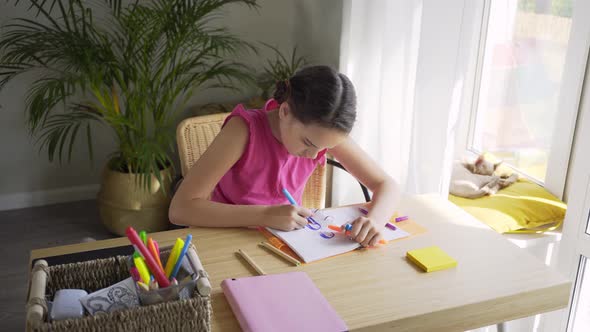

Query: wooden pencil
[[258, 242, 301, 266], [237, 249, 266, 275]]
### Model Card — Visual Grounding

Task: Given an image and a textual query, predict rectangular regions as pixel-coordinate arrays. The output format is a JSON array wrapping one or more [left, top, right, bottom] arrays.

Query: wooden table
[[29, 195, 571, 331]]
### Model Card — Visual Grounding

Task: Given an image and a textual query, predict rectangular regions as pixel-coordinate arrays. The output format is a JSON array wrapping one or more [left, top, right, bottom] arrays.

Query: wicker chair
[[176, 113, 328, 208]]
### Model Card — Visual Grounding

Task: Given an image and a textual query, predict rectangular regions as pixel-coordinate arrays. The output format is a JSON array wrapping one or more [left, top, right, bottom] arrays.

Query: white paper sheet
[[267, 206, 409, 263]]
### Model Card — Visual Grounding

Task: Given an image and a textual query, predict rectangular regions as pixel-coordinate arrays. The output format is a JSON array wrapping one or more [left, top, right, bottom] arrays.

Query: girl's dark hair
[[273, 65, 357, 133]]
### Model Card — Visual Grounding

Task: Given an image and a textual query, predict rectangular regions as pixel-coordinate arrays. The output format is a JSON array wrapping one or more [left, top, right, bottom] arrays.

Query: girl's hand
[[263, 205, 313, 231], [347, 216, 384, 247]]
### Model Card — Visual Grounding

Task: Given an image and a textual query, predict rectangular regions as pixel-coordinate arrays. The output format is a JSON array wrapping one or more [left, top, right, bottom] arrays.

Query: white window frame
[[460, 0, 586, 199]]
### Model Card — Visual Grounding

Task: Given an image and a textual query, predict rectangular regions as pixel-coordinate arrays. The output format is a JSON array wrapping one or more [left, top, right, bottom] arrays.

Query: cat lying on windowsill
[[450, 155, 519, 199]]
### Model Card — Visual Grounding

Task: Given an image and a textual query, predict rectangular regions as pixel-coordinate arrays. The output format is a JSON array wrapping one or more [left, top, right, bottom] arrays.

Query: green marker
[[139, 230, 147, 245]]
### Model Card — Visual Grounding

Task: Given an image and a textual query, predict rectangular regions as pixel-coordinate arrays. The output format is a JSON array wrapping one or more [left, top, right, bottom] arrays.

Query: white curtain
[[333, 0, 472, 205]]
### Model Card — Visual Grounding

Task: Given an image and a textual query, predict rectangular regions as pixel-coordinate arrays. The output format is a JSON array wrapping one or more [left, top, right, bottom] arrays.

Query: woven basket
[[27, 254, 211, 332]]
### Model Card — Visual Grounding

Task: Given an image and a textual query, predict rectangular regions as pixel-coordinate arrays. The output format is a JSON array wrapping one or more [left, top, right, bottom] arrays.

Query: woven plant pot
[[97, 162, 173, 236]]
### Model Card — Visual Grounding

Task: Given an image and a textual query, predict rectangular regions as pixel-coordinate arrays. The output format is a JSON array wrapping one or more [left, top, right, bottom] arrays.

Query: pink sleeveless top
[[211, 99, 327, 206]]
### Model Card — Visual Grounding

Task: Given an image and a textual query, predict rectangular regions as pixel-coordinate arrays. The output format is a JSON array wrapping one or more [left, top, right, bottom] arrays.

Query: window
[[569, 256, 590, 331], [469, 0, 573, 183]]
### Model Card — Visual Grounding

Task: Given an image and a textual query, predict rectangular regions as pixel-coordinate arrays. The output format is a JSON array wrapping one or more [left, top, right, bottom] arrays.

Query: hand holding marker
[[328, 224, 388, 246], [281, 188, 320, 229]]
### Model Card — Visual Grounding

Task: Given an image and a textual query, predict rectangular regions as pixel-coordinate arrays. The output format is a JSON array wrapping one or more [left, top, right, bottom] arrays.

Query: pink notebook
[[221, 272, 348, 332]]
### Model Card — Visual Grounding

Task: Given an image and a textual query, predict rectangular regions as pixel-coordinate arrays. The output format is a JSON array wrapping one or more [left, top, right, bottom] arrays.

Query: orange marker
[[328, 225, 342, 232], [147, 238, 164, 271], [328, 224, 387, 245]]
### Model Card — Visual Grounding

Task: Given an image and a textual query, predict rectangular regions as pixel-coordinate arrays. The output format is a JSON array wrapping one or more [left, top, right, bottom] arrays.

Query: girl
[[169, 66, 399, 247]]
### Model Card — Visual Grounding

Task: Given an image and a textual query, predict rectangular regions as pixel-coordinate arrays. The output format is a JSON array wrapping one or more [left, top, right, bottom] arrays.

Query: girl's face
[[278, 103, 348, 158]]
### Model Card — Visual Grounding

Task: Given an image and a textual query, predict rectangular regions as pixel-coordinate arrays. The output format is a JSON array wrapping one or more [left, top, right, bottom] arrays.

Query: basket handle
[[26, 260, 49, 330]]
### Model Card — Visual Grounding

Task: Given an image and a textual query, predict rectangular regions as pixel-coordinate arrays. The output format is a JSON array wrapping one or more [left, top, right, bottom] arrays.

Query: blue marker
[[169, 234, 192, 280], [281, 188, 320, 229], [282, 188, 298, 206]]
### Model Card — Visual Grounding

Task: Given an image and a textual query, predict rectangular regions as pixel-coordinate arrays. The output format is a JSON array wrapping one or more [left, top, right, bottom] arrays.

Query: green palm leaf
[[1, 0, 258, 190], [256, 43, 308, 99]]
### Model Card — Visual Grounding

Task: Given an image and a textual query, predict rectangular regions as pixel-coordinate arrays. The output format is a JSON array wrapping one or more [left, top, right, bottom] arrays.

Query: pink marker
[[129, 267, 140, 282]]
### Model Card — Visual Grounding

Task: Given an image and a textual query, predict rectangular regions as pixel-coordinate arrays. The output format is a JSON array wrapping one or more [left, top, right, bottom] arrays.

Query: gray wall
[[0, 0, 342, 207]]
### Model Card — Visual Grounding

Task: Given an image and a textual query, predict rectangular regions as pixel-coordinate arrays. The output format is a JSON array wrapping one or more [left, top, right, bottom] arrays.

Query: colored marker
[[328, 224, 342, 232], [153, 239, 161, 256], [149, 277, 159, 290], [137, 281, 150, 291], [328, 224, 387, 245], [165, 238, 185, 278], [139, 230, 147, 245], [133, 256, 151, 284], [170, 234, 192, 280], [395, 215, 409, 222], [125, 227, 170, 288], [282, 188, 319, 225], [282, 188, 298, 205], [328, 223, 352, 234], [147, 238, 164, 271], [129, 267, 140, 282], [385, 222, 397, 230]]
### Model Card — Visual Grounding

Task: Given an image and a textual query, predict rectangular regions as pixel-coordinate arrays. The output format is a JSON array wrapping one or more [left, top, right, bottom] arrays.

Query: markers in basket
[[129, 267, 140, 282], [137, 281, 149, 292], [170, 234, 192, 280], [153, 239, 161, 257], [133, 256, 151, 284], [125, 227, 170, 288], [149, 278, 159, 290], [147, 238, 164, 270], [139, 230, 147, 245], [165, 238, 185, 278]]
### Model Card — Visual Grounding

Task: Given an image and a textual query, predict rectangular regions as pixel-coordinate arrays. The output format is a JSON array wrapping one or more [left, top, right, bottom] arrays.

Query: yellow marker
[[137, 281, 150, 291], [133, 256, 151, 284], [165, 238, 185, 278]]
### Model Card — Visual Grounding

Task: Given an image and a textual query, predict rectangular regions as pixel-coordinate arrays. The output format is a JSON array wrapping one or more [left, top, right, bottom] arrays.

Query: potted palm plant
[[0, 0, 256, 235], [193, 44, 307, 117], [256, 43, 307, 100]]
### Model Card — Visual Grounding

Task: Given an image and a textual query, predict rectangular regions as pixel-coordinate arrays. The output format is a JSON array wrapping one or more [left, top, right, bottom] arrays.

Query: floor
[[0, 200, 114, 331]]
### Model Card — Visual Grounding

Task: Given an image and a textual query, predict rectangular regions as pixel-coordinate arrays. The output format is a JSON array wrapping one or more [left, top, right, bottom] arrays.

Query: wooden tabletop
[[29, 195, 571, 331]]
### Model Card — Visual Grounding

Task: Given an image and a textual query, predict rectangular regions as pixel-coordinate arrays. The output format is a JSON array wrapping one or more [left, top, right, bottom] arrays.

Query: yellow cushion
[[449, 179, 566, 233]]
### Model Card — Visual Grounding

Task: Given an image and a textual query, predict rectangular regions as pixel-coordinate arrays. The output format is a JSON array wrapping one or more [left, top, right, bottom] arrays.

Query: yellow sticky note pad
[[406, 246, 457, 272]]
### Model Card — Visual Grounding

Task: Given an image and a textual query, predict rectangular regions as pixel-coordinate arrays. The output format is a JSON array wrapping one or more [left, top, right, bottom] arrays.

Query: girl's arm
[[329, 138, 400, 246], [169, 117, 311, 230]]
